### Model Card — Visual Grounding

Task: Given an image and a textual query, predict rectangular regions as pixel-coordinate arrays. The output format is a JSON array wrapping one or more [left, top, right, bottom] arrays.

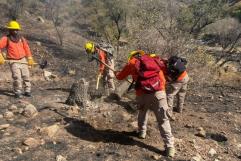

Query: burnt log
[[65, 78, 89, 107]]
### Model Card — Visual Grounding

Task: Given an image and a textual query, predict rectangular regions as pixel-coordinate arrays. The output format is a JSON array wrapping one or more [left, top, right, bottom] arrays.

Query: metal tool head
[[39, 60, 48, 69]]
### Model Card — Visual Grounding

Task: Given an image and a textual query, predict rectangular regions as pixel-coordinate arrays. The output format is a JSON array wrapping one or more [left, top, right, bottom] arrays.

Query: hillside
[[0, 0, 240, 161]]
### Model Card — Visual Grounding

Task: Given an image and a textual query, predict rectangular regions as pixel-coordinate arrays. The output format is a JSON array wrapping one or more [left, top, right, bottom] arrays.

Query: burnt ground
[[0, 62, 240, 161]]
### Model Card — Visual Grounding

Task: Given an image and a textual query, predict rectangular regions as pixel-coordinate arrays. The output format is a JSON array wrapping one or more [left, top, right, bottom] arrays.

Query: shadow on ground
[[64, 117, 164, 155], [0, 89, 14, 97]]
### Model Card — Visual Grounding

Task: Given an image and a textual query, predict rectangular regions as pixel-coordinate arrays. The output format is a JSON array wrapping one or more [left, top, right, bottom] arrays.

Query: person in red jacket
[[84, 42, 115, 93], [114, 50, 175, 158], [0, 20, 35, 98]]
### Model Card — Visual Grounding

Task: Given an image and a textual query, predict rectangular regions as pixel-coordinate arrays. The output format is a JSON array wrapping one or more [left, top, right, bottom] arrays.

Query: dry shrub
[[186, 47, 217, 87]]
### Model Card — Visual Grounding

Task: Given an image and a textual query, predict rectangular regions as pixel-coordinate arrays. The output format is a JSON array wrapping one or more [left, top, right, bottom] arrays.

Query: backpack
[[135, 54, 165, 93], [97, 42, 115, 58], [167, 56, 187, 80]]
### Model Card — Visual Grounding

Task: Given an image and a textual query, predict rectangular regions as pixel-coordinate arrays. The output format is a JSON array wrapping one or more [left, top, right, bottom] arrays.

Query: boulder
[[195, 127, 206, 138], [208, 148, 217, 157], [56, 155, 67, 161], [0, 124, 10, 130], [23, 104, 38, 118], [191, 154, 203, 161], [23, 138, 44, 148], [35, 41, 41, 46], [67, 106, 80, 116], [13, 147, 23, 154], [8, 105, 18, 111], [3, 111, 14, 119], [150, 154, 161, 160], [36, 16, 45, 23], [40, 124, 60, 138]]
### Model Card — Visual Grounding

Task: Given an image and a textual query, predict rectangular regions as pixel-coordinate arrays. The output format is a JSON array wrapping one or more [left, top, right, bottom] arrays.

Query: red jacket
[[0, 36, 32, 60], [115, 57, 166, 96]]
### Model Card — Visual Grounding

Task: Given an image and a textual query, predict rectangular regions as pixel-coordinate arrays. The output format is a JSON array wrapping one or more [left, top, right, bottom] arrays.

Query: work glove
[[0, 54, 5, 65], [27, 57, 35, 66]]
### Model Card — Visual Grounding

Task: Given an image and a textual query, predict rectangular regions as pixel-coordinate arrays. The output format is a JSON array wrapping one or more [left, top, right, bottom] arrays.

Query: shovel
[[91, 55, 132, 84], [6, 60, 48, 69], [96, 73, 102, 90]]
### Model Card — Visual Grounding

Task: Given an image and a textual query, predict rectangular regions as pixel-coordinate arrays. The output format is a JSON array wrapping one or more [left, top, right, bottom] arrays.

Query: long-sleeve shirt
[[115, 57, 166, 96], [96, 48, 106, 74], [0, 36, 32, 60]]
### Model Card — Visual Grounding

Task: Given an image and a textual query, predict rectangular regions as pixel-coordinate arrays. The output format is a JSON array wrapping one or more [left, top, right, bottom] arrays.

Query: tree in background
[[45, 0, 65, 46], [129, 0, 191, 56], [78, 0, 129, 54], [7, 0, 25, 19], [178, 0, 226, 37]]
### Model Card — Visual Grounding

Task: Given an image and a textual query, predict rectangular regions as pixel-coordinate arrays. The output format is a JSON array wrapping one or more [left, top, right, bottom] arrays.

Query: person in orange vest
[[166, 56, 189, 118], [114, 50, 175, 158], [84, 42, 115, 93], [0, 20, 35, 98]]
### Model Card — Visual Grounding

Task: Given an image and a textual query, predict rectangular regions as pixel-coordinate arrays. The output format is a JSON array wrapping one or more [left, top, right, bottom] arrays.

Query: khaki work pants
[[136, 91, 175, 148], [103, 58, 115, 91], [167, 75, 189, 114], [9, 58, 31, 94]]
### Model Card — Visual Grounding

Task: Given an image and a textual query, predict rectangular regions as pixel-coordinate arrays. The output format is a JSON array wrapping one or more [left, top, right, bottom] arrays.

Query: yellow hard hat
[[6, 20, 21, 30], [149, 54, 157, 57], [84, 42, 95, 54], [128, 50, 145, 61]]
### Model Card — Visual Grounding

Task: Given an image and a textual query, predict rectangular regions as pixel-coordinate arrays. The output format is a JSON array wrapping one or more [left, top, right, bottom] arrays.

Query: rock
[[195, 127, 206, 138], [37, 16, 45, 23], [3, 111, 14, 119], [56, 155, 67, 161], [17, 108, 24, 114], [35, 41, 41, 46], [237, 144, 241, 149], [8, 105, 18, 111], [23, 138, 42, 148], [22, 104, 38, 118], [67, 106, 79, 116], [24, 11, 30, 16], [40, 124, 60, 137], [191, 154, 203, 161], [43, 70, 58, 81], [185, 124, 193, 128], [13, 147, 23, 154], [24, 146, 29, 151], [208, 148, 217, 157], [0, 124, 10, 130], [0, 114, 3, 119], [68, 69, 76, 76], [150, 154, 161, 160]]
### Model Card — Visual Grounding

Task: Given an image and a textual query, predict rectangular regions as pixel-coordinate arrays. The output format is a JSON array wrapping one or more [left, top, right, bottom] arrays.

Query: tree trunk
[[65, 78, 89, 107]]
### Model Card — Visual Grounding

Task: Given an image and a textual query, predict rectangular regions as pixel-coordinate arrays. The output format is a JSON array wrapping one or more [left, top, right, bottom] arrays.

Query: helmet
[[128, 50, 145, 61], [6, 21, 21, 30], [85, 42, 95, 54], [149, 54, 157, 57]]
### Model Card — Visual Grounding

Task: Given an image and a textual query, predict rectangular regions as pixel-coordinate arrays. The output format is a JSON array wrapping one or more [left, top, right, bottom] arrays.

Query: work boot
[[165, 147, 175, 158], [138, 131, 146, 139], [15, 93, 23, 99], [24, 92, 32, 97]]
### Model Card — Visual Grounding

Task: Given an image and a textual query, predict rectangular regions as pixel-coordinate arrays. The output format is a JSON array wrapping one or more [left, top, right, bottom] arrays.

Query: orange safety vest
[[0, 36, 32, 60]]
